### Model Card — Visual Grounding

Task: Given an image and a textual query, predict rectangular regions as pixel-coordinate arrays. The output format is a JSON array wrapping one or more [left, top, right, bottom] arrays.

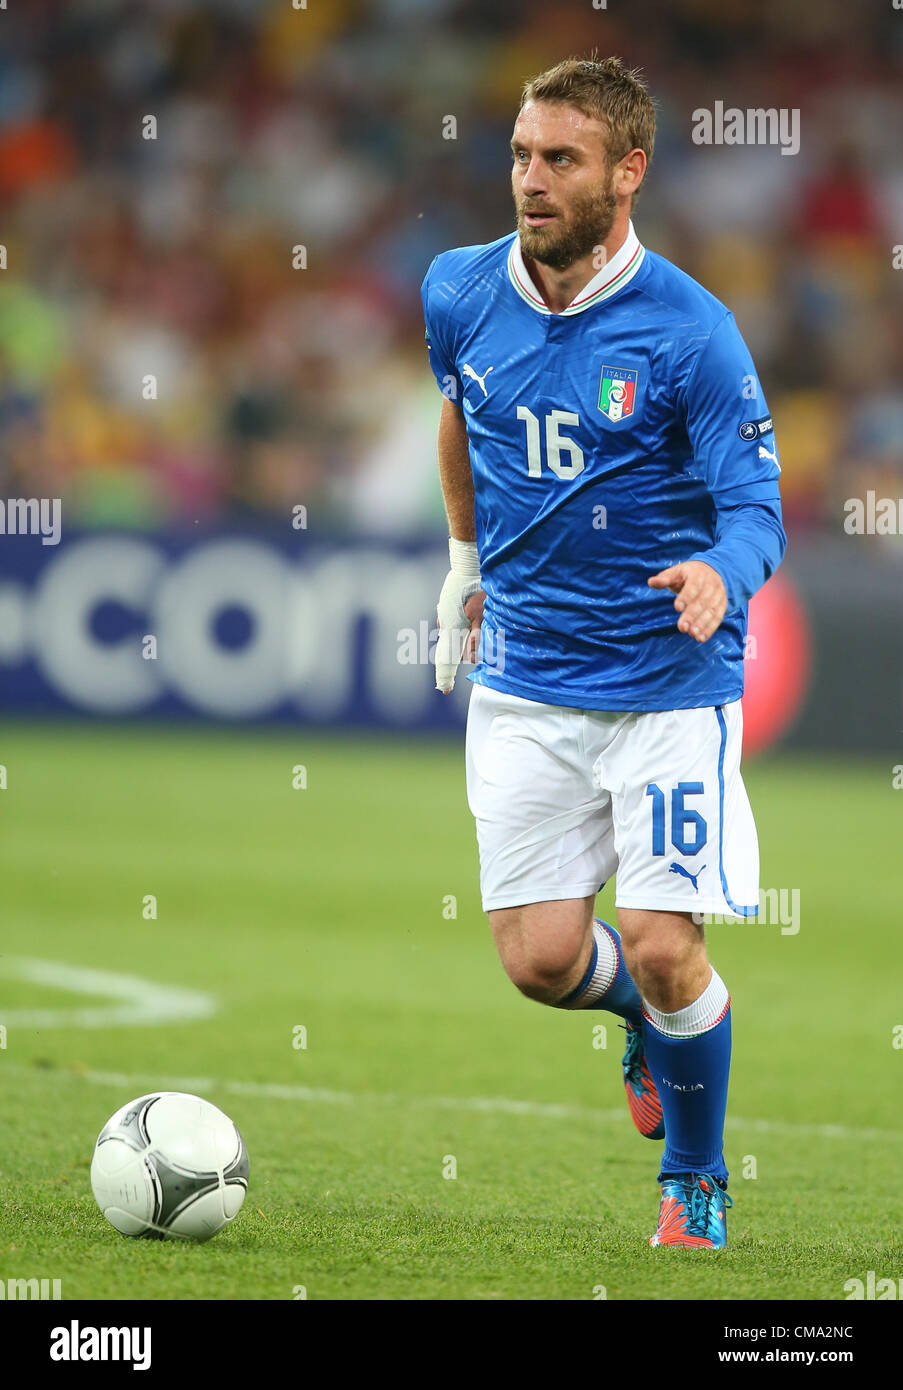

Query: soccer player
[[422, 56, 786, 1248]]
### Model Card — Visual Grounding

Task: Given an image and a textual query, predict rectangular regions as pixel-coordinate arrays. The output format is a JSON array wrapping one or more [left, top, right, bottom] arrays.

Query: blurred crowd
[[1, 0, 902, 537]]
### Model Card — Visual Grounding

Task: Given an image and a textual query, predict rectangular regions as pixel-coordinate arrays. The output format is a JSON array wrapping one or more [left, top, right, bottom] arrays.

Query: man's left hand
[[647, 560, 728, 643]]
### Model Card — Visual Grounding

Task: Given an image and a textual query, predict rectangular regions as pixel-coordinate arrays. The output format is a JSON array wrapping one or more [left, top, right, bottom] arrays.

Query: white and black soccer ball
[[90, 1092, 249, 1242]]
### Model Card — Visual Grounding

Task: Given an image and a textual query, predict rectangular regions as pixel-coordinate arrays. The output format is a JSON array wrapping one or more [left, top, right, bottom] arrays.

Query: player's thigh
[[489, 894, 596, 985], [604, 700, 758, 918], [465, 682, 617, 917]]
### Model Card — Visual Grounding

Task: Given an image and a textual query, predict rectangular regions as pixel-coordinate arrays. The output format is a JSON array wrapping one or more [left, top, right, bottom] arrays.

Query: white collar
[[507, 219, 645, 316]]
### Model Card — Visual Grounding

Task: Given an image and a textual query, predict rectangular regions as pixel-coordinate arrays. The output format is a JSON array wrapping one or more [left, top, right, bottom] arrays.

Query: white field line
[[7, 1063, 899, 1145], [0, 958, 216, 1029]]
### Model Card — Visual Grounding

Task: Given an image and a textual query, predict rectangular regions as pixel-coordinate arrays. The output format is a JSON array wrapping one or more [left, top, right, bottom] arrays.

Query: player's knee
[[622, 938, 696, 996], [502, 954, 575, 1006]]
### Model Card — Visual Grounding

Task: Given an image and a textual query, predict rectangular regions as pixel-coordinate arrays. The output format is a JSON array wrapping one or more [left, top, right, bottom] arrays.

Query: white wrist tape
[[435, 538, 482, 693], [448, 537, 481, 579]]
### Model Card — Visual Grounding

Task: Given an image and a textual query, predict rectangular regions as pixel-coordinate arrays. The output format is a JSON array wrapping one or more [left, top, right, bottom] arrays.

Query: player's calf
[[619, 909, 734, 1239], [490, 902, 664, 1140]]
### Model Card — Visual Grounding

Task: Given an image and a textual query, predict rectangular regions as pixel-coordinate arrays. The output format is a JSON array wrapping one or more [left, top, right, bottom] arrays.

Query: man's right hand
[[462, 588, 485, 665], [435, 538, 482, 693]]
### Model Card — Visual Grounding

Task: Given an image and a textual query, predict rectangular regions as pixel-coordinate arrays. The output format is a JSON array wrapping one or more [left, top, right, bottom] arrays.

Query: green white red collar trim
[[507, 220, 645, 316]]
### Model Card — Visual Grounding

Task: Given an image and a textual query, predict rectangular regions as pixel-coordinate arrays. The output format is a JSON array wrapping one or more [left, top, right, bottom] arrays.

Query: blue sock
[[641, 970, 731, 1185], [557, 919, 643, 1027]]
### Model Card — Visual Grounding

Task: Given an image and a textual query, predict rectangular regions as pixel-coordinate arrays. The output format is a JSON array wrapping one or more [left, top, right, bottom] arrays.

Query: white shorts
[[465, 682, 759, 916]]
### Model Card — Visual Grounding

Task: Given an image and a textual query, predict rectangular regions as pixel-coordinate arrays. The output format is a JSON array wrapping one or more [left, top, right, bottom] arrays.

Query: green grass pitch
[[0, 722, 900, 1300]]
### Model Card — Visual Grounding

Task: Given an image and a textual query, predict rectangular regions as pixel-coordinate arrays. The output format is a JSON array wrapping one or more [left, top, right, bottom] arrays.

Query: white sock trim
[[642, 968, 730, 1037], [563, 920, 618, 1008]]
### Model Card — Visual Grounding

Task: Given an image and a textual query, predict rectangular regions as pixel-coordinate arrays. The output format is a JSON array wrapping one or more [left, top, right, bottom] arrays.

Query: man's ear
[[614, 148, 646, 199]]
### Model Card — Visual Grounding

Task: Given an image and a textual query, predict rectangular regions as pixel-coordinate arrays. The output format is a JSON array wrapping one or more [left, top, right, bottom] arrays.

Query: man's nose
[[520, 157, 548, 196]]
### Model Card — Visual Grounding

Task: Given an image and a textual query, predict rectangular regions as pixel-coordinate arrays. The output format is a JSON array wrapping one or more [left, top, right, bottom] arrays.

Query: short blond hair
[[520, 55, 656, 170]]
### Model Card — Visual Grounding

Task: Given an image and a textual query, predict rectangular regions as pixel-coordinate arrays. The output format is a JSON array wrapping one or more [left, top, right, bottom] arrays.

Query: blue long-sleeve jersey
[[421, 221, 786, 710]]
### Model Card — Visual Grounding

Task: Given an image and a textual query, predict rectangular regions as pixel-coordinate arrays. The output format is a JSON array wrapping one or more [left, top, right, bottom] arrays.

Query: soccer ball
[[90, 1092, 249, 1242]]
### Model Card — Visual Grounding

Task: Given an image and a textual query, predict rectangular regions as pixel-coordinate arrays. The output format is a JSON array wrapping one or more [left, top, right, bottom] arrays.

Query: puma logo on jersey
[[669, 862, 705, 892], [462, 364, 493, 396], [758, 442, 780, 469]]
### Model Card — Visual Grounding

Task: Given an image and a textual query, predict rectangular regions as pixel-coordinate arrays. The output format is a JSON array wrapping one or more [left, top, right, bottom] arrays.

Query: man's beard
[[515, 178, 618, 272]]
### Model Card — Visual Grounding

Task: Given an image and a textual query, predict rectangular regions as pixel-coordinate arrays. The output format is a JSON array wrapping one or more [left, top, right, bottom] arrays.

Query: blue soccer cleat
[[649, 1173, 733, 1248], [621, 1021, 665, 1140]]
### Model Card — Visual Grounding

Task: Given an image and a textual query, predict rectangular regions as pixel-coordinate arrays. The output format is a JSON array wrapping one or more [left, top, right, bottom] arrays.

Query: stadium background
[[1, 0, 902, 1302]]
